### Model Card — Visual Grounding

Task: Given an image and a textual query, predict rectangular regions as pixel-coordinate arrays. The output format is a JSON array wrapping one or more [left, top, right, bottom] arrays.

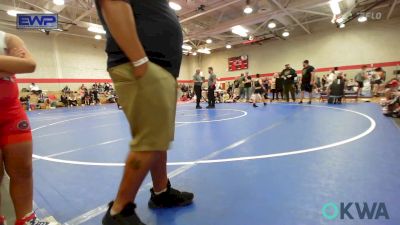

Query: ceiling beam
[[270, 0, 311, 34], [64, 7, 95, 30], [206, 17, 330, 50], [185, 0, 328, 39], [17, 0, 73, 22], [186, 12, 276, 39], [387, 0, 398, 19], [287, 8, 331, 17], [180, 0, 242, 23]]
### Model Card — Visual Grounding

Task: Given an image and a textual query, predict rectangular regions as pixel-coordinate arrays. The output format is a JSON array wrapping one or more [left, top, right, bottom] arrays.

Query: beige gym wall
[[181, 17, 400, 81]]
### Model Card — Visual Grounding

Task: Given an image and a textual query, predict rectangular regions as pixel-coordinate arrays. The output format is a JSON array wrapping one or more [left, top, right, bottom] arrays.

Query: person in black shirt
[[244, 72, 252, 102], [193, 69, 204, 109], [275, 74, 284, 100], [299, 60, 316, 104], [95, 1, 193, 224], [281, 64, 297, 102], [253, 74, 267, 107]]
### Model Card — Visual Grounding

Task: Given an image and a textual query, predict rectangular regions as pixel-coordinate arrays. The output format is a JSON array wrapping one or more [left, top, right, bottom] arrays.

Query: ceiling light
[[88, 25, 106, 34], [329, 0, 341, 15], [358, 15, 367, 22], [197, 48, 211, 54], [244, 6, 253, 14], [248, 35, 254, 41], [226, 44, 232, 49], [94, 34, 102, 40], [169, 2, 182, 11], [53, 0, 64, 6], [282, 31, 290, 37], [182, 44, 193, 51], [192, 52, 197, 56], [232, 25, 249, 37], [206, 38, 213, 44], [339, 23, 345, 28], [7, 10, 23, 17], [267, 21, 276, 29]]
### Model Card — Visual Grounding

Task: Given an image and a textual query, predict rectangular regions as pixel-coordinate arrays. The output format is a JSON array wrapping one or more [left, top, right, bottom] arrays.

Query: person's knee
[[6, 164, 32, 181]]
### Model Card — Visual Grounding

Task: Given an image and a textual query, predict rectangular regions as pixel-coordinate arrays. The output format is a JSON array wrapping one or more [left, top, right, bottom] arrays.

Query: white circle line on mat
[[32, 105, 376, 166], [175, 109, 248, 124]]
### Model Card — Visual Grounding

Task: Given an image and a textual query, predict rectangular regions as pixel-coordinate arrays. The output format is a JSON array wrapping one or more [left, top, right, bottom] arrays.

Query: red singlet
[[0, 75, 32, 148]]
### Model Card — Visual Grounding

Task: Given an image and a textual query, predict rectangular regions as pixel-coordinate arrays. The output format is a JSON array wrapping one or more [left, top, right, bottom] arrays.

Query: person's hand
[[132, 61, 149, 78], [9, 47, 27, 58]]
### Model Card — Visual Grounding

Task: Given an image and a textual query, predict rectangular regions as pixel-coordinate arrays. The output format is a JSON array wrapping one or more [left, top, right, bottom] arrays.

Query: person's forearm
[[100, 0, 146, 62], [0, 55, 36, 74]]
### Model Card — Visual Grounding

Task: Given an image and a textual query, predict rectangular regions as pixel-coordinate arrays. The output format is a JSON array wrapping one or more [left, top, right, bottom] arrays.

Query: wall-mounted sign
[[228, 55, 248, 71]]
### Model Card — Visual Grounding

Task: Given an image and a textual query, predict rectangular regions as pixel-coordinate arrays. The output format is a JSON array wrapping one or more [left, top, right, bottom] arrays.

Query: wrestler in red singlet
[[0, 30, 50, 225], [0, 71, 32, 148]]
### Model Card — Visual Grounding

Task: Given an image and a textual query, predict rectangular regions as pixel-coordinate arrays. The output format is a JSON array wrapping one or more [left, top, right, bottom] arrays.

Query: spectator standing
[[207, 67, 217, 109], [355, 65, 368, 97], [281, 64, 297, 102], [193, 69, 203, 109]]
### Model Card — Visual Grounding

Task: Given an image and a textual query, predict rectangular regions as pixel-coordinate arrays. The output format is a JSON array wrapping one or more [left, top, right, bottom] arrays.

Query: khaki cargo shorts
[[108, 62, 177, 151]]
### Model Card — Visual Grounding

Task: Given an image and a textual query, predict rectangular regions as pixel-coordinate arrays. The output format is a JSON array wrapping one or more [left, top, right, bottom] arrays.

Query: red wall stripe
[[16, 60, 400, 84]]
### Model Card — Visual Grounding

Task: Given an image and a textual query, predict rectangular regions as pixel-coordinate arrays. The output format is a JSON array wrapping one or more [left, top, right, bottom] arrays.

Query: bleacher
[[19, 91, 111, 110]]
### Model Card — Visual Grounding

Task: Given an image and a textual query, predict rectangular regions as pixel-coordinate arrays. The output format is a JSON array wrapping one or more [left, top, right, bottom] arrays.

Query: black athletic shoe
[[206, 106, 215, 109], [148, 181, 194, 209], [102, 202, 145, 225], [264, 102, 267, 106], [298, 101, 303, 104], [253, 103, 258, 108], [196, 106, 202, 109], [308, 101, 312, 104]]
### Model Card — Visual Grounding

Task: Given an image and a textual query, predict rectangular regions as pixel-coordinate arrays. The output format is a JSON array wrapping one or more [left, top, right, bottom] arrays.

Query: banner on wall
[[228, 55, 248, 71], [16, 14, 58, 29]]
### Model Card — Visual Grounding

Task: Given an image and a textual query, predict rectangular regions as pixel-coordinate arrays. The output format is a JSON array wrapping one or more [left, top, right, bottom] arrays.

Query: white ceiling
[[0, 0, 399, 51]]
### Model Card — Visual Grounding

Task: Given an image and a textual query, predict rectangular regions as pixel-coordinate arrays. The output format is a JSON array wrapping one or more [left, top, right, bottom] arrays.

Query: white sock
[[110, 208, 120, 216], [22, 212, 34, 220], [154, 187, 168, 195]]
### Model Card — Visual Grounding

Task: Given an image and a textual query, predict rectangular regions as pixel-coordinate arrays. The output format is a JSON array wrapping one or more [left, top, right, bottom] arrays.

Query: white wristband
[[132, 57, 149, 67]]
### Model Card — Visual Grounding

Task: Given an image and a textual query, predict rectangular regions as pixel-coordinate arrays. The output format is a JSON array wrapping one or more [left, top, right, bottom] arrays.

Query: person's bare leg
[[300, 91, 304, 102], [111, 151, 158, 213], [150, 151, 168, 192], [2, 142, 33, 219], [309, 91, 313, 103]]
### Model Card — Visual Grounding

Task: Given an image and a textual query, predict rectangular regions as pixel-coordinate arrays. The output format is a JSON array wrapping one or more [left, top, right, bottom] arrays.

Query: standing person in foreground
[[355, 65, 368, 97], [0, 31, 51, 225], [281, 64, 297, 102], [193, 69, 204, 109], [207, 67, 217, 109], [299, 60, 316, 104], [94, 1, 194, 225], [253, 74, 267, 107]]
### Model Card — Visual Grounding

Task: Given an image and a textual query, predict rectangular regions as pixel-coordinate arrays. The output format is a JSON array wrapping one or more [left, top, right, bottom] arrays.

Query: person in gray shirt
[[207, 67, 217, 109], [355, 65, 368, 97], [193, 69, 204, 109]]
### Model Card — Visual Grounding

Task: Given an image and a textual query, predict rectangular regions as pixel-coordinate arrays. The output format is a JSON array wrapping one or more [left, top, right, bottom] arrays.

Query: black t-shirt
[[275, 77, 284, 90], [302, 66, 315, 84], [95, 0, 183, 77], [244, 76, 252, 88], [234, 80, 240, 88], [281, 68, 297, 84]]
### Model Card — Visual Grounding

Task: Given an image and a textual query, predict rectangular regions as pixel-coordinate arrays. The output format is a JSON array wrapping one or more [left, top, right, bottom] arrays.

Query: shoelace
[[28, 217, 49, 225]]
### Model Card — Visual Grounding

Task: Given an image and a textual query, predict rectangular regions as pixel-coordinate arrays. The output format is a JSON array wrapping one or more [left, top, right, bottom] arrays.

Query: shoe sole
[[148, 199, 194, 209]]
